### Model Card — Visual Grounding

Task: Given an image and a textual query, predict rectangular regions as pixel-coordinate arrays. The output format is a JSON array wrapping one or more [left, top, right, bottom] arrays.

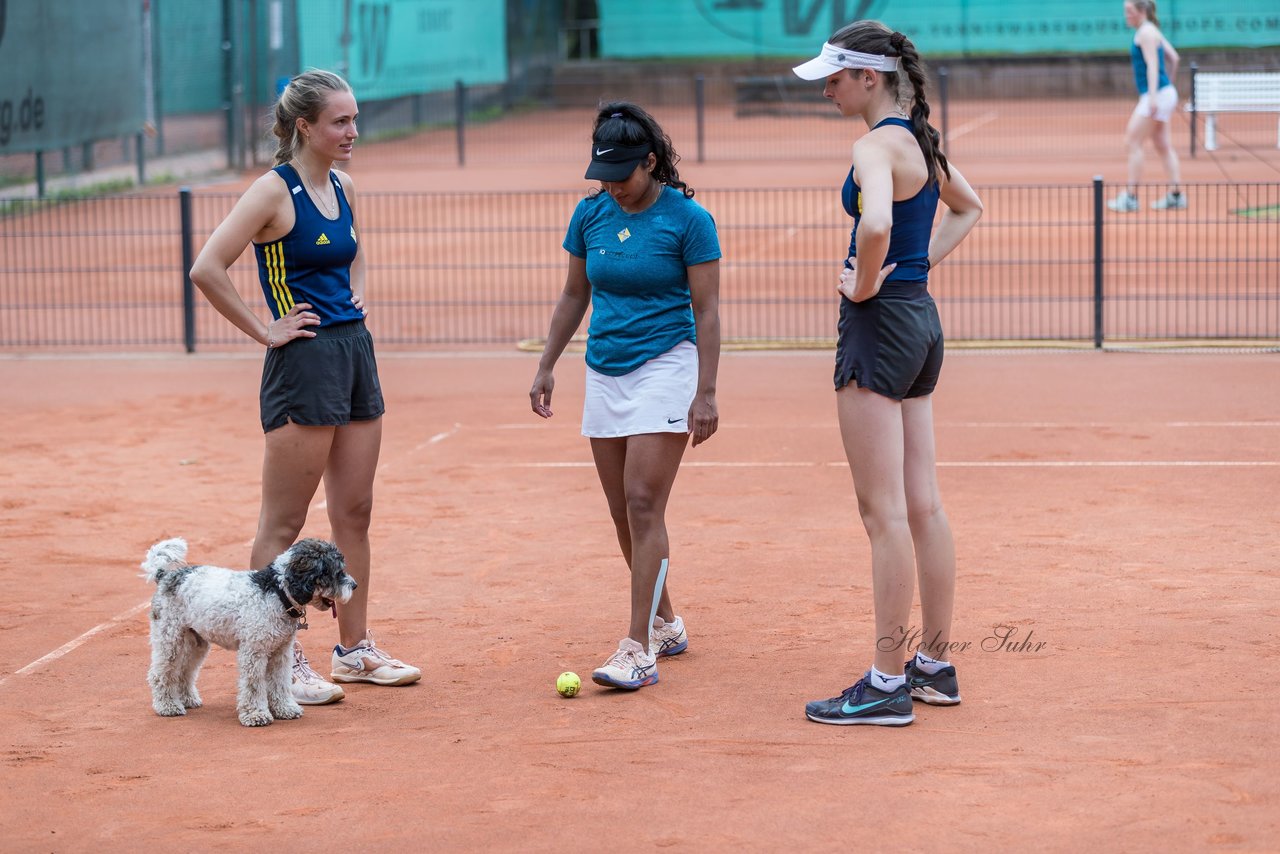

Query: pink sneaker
[[331, 632, 421, 686], [291, 642, 344, 705]]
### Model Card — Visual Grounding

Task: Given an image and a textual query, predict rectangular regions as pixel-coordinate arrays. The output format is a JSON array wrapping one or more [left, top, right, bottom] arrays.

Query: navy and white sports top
[[253, 163, 363, 327], [842, 117, 939, 296], [1130, 37, 1169, 94]]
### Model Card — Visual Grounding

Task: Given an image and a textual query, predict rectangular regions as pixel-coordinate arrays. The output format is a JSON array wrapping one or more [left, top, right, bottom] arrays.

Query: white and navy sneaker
[[1107, 191, 1139, 213], [805, 673, 914, 726], [904, 657, 962, 705], [591, 638, 658, 690], [1151, 191, 1187, 210], [650, 615, 688, 658]]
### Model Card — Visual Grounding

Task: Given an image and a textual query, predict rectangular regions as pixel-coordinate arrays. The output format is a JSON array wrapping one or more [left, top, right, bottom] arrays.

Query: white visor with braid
[[793, 42, 900, 80]]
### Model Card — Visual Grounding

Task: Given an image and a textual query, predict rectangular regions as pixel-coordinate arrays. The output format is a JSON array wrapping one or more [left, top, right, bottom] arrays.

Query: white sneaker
[[1151, 191, 1187, 210], [331, 632, 422, 686], [291, 642, 345, 705], [591, 637, 658, 690], [650, 615, 688, 658], [1107, 191, 1139, 213]]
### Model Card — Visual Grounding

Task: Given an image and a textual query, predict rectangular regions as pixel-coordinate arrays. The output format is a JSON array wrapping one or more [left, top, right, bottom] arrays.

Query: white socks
[[913, 651, 950, 675], [870, 666, 905, 692]]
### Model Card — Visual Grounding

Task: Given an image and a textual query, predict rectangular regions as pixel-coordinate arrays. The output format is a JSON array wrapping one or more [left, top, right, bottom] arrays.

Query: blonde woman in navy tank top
[[191, 71, 420, 712], [793, 22, 983, 726]]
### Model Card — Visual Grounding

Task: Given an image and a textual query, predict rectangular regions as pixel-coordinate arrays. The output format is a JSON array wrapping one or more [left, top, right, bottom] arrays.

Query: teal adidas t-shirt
[[563, 186, 721, 377]]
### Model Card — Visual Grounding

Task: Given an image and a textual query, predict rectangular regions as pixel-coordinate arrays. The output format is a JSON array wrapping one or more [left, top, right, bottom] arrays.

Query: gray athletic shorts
[[834, 290, 944, 400], [259, 319, 385, 433]]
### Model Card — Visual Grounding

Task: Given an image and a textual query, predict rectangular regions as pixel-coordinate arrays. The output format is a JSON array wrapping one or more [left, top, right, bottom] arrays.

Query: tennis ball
[[556, 671, 581, 698]]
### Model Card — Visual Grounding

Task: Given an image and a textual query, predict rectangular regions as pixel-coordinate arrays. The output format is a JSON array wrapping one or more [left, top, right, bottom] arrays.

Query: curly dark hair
[[590, 101, 693, 198]]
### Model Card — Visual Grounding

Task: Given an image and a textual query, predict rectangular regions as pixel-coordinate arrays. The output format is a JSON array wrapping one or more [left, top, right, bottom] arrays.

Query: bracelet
[[266, 331, 276, 349]]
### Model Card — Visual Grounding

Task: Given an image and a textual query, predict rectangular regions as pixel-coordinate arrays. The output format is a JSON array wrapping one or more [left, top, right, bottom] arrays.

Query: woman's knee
[[624, 489, 664, 530], [906, 494, 945, 530], [327, 494, 374, 533]]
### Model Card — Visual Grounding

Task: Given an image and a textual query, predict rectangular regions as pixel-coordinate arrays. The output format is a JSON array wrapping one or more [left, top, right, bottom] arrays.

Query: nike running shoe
[[591, 637, 658, 690], [805, 674, 914, 726], [291, 641, 345, 705], [1107, 191, 1139, 213], [331, 632, 422, 686], [1151, 191, 1187, 210], [650, 615, 688, 658], [904, 658, 962, 705]]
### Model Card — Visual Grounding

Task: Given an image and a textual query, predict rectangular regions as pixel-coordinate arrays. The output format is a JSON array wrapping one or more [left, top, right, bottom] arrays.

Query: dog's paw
[[270, 701, 304, 720], [153, 700, 187, 717], [181, 692, 203, 709], [238, 708, 274, 727]]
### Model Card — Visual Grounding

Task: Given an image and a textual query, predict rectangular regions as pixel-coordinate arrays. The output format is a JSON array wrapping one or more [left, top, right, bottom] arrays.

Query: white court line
[[947, 110, 1000, 140], [486, 460, 1278, 469], [0, 600, 150, 689], [493, 421, 1280, 430], [413, 422, 461, 452]]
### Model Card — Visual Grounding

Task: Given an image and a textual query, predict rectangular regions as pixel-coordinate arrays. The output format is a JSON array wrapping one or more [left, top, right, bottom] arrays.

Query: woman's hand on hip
[[266, 303, 321, 348], [839, 259, 897, 302]]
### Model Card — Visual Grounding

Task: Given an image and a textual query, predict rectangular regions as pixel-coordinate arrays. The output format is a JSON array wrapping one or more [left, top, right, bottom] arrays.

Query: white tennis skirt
[[582, 340, 697, 439]]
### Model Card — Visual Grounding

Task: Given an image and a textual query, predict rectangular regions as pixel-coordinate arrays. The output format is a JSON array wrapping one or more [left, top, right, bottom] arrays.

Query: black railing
[[1, 182, 1277, 350]]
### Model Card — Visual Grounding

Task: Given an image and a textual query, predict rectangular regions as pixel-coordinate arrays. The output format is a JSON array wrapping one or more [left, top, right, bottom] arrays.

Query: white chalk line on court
[[0, 600, 150, 690], [491, 421, 1280, 431], [487, 460, 1278, 469], [946, 110, 1000, 140], [413, 422, 462, 452]]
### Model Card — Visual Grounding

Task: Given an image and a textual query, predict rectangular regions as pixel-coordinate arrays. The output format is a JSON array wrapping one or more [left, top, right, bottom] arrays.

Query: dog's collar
[[273, 577, 308, 627]]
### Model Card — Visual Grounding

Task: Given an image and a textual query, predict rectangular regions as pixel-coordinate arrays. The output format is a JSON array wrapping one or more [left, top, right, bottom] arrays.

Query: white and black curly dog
[[140, 537, 356, 727]]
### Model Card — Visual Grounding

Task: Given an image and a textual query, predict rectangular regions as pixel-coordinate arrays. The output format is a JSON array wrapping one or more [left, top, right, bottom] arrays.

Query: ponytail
[[889, 31, 950, 187], [831, 22, 950, 187], [271, 70, 352, 166]]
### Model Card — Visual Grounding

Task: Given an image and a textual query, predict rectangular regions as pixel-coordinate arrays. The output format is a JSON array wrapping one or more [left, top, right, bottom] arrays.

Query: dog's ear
[[281, 540, 347, 605]]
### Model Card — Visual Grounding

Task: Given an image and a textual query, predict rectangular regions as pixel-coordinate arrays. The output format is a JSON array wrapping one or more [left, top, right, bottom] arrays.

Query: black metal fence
[[9, 54, 1278, 192], [1, 181, 1277, 350]]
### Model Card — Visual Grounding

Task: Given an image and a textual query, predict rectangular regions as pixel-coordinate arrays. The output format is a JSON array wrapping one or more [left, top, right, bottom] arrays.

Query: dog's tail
[[140, 538, 188, 584]]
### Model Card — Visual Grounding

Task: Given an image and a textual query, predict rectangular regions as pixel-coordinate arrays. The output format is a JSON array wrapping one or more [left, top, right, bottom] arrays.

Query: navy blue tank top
[[253, 164, 362, 326], [842, 117, 939, 296], [1129, 37, 1169, 94]]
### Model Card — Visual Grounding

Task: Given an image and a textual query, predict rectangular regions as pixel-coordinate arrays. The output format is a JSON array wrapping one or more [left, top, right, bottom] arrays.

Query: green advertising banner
[[298, 0, 507, 100], [0, 0, 145, 153], [599, 0, 1280, 59]]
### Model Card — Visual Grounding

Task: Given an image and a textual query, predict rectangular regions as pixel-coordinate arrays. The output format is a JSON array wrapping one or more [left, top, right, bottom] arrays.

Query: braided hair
[[829, 22, 950, 187]]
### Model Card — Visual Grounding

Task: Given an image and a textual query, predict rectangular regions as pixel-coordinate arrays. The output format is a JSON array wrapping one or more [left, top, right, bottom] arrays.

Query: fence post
[[35, 151, 46, 198], [938, 66, 949, 149], [455, 80, 467, 168], [1188, 62, 1198, 158], [180, 188, 196, 353], [136, 132, 147, 186], [695, 75, 706, 163], [1092, 176, 1104, 349]]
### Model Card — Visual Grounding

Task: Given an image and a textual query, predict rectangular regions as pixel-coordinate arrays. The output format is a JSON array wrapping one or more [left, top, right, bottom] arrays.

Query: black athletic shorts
[[259, 319, 385, 433], [833, 290, 944, 400]]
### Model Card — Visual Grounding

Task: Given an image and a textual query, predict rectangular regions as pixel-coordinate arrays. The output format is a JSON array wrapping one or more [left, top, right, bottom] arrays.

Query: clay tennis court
[[2, 348, 1278, 849], [2, 95, 1279, 849]]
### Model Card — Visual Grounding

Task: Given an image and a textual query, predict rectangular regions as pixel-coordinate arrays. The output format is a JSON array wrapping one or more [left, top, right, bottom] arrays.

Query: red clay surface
[[1, 349, 1277, 850]]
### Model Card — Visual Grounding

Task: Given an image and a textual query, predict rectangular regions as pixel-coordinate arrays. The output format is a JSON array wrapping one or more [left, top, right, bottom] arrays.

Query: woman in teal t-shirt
[[530, 102, 721, 692]]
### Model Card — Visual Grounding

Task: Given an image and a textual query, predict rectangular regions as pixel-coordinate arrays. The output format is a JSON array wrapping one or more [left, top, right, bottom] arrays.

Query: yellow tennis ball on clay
[[556, 671, 581, 698]]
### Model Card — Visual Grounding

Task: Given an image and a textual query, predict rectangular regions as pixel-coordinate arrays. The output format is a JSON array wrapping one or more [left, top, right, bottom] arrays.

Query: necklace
[[296, 162, 337, 217]]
